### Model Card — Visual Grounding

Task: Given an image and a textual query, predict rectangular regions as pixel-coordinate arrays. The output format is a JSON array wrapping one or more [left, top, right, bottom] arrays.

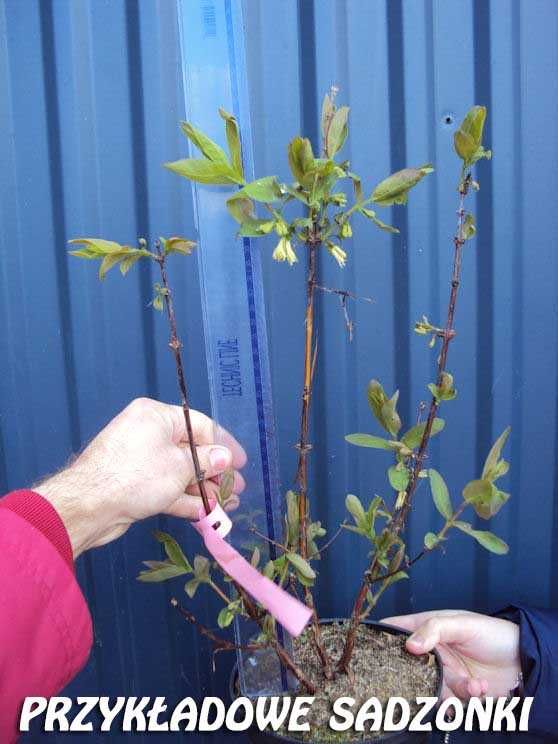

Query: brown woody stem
[[155, 243, 211, 515], [338, 174, 472, 673], [293, 233, 334, 679]]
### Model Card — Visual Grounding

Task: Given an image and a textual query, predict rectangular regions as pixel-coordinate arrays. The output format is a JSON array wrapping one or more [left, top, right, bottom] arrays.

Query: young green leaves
[[164, 95, 432, 274], [68, 238, 151, 280], [462, 427, 511, 520], [425, 432, 511, 556], [367, 380, 402, 437], [138, 531, 193, 582], [345, 379, 445, 457], [454, 106, 492, 169], [69, 235, 195, 288], [165, 110, 245, 185], [372, 165, 434, 207], [321, 90, 349, 158]]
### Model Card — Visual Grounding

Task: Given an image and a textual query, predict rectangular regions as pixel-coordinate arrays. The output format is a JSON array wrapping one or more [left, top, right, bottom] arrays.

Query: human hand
[[38, 397, 246, 559], [382, 610, 521, 700]]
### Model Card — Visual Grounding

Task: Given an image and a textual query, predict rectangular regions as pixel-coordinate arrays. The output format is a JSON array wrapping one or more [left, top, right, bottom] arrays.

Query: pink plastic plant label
[[192, 502, 312, 637]]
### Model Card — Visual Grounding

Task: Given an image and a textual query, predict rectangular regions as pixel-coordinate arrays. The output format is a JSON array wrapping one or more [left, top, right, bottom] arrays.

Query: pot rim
[[229, 618, 443, 744]]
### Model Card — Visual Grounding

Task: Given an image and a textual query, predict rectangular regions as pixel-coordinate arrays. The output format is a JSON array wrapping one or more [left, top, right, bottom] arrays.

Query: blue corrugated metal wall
[[0, 1, 555, 742]]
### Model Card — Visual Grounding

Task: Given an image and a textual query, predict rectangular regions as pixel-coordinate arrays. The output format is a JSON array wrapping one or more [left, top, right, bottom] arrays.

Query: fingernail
[[210, 446, 230, 470], [407, 635, 424, 651]]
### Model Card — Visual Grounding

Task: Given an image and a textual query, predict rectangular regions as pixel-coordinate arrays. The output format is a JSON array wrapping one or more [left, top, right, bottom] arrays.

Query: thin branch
[[171, 598, 263, 667], [338, 174, 473, 674], [315, 285, 374, 305], [315, 284, 375, 342], [155, 242, 211, 515], [307, 522, 346, 560], [249, 526, 288, 554]]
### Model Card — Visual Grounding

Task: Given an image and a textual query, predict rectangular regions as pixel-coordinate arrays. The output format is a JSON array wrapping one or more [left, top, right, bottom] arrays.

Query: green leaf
[[164, 158, 243, 185], [153, 530, 192, 571], [345, 494, 367, 529], [286, 552, 316, 580], [217, 606, 235, 628], [401, 418, 445, 449], [68, 238, 124, 256], [238, 218, 276, 237], [454, 130, 478, 164], [70, 239, 151, 279], [463, 479, 510, 519], [367, 379, 387, 420], [454, 106, 491, 166], [454, 521, 509, 555], [345, 433, 392, 450], [424, 532, 440, 550], [388, 465, 410, 492], [365, 380, 401, 436], [119, 255, 142, 275], [380, 391, 402, 437], [137, 561, 190, 582], [325, 106, 349, 158], [239, 176, 282, 202], [287, 136, 315, 184], [164, 237, 196, 256], [482, 427, 511, 482], [184, 578, 201, 598], [463, 478, 493, 506], [193, 555, 211, 582], [99, 254, 123, 280], [283, 184, 309, 205], [219, 108, 244, 179], [372, 164, 434, 207], [428, 372, 457, 402], [321, 93, 335, 142], [68, 248, 98, 259], [262, 560, 275, 579], [152, 295, 164, 312], [179, 121, 229, 164], [428, 469, 453, 520], [226, 194, 254, 224]]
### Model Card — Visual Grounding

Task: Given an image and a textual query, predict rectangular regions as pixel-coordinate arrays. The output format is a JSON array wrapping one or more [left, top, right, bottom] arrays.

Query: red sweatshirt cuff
[[0, 489, 74, 570]]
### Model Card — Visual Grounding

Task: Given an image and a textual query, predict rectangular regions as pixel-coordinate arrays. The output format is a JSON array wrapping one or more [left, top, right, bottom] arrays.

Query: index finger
[[380, 609, 467, 634]]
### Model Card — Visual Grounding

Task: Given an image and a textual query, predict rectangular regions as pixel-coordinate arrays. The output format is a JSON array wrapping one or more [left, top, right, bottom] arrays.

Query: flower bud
[[275, 220, 289, 237], [331, 192, 347, 206], [339, 221, 352, 239]]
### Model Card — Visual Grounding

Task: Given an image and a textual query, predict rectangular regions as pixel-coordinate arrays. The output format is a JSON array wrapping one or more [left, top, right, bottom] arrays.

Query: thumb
[[185, 444, 233, 483], [406, 615, 475, 655]]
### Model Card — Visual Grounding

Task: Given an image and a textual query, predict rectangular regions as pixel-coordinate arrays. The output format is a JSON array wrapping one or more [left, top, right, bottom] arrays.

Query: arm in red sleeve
[[0, 490, 93, 743]]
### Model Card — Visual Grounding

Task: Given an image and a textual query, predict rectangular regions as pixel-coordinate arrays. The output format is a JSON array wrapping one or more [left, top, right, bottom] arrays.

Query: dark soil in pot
[[231, 620, 443, 744]]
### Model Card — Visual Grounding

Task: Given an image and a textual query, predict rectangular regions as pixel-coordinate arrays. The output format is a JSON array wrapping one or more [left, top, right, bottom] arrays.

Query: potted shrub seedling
[[71, 93, 509, 742]]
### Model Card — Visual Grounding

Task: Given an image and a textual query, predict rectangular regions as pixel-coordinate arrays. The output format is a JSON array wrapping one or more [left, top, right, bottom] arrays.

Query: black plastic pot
[[229, 620, 443, 744]]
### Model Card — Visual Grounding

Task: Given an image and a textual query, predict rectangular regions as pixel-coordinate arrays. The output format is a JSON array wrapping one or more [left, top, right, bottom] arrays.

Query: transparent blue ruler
[[176, 0, 290, 694]]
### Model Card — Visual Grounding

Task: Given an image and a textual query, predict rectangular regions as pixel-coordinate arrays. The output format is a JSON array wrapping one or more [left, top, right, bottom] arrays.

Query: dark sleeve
[[495, 604, 558, 739]]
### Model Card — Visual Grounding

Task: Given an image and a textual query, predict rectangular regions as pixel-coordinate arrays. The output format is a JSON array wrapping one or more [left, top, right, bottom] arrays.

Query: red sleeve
[[0, 490, 93, 743]]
